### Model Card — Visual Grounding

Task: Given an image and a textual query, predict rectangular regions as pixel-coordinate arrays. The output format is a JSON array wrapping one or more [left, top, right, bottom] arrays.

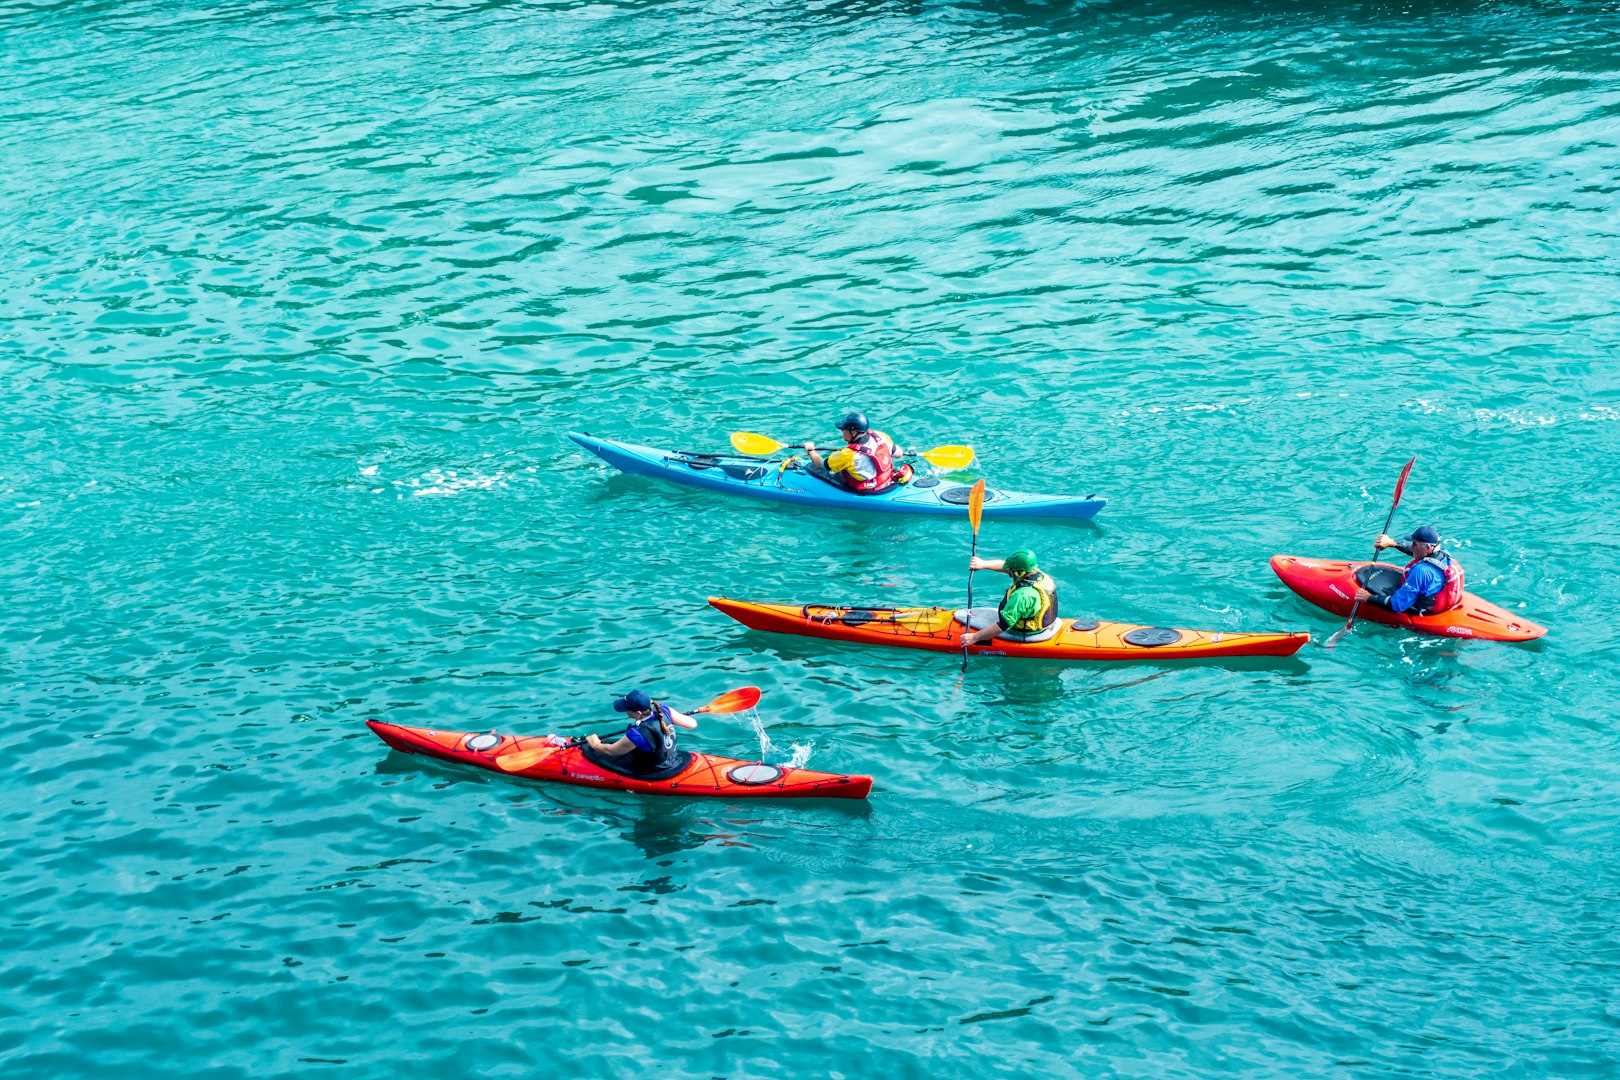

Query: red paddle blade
[[693, 686, 762, 715], [967, 479, 987, 536], [1391, 457, 1416, 509]]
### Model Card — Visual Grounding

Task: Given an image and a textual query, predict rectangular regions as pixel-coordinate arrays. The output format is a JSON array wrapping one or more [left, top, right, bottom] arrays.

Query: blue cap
[[613, 690, 652, 713], [1406, 525, 1441, 545]]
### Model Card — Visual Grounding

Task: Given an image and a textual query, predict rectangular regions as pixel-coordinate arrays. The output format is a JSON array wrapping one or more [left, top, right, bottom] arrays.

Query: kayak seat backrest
[[952, 607, 1000, 631], [1000, 621, 1062, 643]]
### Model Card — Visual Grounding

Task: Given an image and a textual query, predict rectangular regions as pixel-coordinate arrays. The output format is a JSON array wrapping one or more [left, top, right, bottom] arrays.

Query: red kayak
[[1270, 555, 1546, 642], [367, 720, 873, 800]]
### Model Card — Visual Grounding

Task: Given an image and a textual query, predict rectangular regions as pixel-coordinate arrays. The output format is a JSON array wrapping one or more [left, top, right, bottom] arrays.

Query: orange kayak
[[1270, 554, 1547, 642], [367, 720, 872, 800], [708, 597, 1309, 660]]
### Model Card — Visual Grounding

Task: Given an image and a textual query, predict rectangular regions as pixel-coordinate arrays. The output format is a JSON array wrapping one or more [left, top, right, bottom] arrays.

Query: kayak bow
[[708, 597, 1308, 660], [367, 720, 873, 800]]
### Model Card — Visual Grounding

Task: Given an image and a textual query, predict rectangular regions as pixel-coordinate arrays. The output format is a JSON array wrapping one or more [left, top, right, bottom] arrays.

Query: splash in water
[[748, 710, 811, 769]]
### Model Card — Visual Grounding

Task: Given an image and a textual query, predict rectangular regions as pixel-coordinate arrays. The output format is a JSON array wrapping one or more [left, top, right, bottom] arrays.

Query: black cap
[[837, 411, 869, 434], [1405, 525, 1441, 545]]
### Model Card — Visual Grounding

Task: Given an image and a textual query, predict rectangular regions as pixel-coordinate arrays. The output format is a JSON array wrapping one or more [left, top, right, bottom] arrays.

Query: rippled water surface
[[5, 0, 1620, 1075]]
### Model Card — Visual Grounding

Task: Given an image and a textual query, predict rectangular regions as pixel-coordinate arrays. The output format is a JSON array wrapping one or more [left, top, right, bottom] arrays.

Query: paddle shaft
[[1336, 503, 1399, 630], [1329, 458, 1416, 645], [962, 535, 979, 670], [962, 479, 988, 671]]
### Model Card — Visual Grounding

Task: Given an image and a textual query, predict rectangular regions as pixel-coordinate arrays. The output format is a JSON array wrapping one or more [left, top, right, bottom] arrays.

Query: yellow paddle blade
[[730, 431, 787, 456], [967, 478, 987, 535], [894, 609, 956, 634], [918, 445, 974, 470]]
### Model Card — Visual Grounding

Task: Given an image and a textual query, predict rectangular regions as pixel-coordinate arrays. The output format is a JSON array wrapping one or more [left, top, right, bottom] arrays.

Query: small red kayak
[[1270, 555, 1546, 642], [367, 720, 873, 800]]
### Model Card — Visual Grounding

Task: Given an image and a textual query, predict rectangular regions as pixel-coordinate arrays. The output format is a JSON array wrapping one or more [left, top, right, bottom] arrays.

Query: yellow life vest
[[1000, 570, 1058, 633]]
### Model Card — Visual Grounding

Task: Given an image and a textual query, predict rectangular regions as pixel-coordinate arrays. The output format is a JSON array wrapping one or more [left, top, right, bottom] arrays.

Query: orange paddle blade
[[495, 746, 552, 772], [967, 479, 987, 535], [692, 686, 762, 715]]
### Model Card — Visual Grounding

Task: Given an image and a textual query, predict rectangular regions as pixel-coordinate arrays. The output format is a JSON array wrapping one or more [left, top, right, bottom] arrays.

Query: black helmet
[[837, 411, 870, 434]]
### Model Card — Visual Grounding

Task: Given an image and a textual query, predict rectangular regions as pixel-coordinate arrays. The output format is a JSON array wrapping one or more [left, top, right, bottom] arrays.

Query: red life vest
[[1406, 551, 1464, 614], [847, 431, 896, 493]]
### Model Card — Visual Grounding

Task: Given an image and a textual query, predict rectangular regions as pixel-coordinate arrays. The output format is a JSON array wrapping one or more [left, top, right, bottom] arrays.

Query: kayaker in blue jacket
[[1352, 525, 1465, 615], [582, 690, 698, 776]]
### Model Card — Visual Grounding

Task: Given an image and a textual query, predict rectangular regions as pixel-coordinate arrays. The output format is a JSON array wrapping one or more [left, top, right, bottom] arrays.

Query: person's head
[[613, 689, 654, 720], [836, 411, 870, 441], [1004, 549, 1038, 576], [1406, 524, 1441, 557]]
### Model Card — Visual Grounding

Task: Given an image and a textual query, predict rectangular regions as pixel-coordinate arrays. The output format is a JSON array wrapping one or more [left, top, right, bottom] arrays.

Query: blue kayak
[[568, 432, 1107, 520]]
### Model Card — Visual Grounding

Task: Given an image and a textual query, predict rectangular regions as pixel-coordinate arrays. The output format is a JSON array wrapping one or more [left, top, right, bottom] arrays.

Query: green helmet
[[1004, 549, 1038, 575]]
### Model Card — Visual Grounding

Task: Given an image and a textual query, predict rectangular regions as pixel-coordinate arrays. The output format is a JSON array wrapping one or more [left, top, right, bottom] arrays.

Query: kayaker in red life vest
[[801, 412, 913, 495], [1351, 524, 1465, 615], [580, 690, 698, 776], [960, 549, 1061, 646]]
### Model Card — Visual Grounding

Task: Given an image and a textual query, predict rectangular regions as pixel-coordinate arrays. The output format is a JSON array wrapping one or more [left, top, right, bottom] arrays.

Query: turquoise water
[[4, 0, 1620, 1074]]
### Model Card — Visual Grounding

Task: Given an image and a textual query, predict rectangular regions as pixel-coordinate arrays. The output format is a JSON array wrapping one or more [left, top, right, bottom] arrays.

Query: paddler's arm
[[667, 709, 698, 730], [1374, 534, 1413, 556], [960, 623, 1002, 647], [585, 733, 634, 756], [801, 443, 826, 469], [960, 560, 1012, 645]]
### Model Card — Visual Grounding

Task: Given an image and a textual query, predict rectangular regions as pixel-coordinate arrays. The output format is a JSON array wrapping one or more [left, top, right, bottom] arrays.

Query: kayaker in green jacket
[[960, 549, 1060, 645]]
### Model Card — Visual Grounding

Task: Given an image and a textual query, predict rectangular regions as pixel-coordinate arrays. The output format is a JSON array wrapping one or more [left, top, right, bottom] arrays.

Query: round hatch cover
[[1123, 627, 1183, 647], [840, 609, 876, 626], [940, 485, 997, 505], [1070, 617, 1101, 632], [464, 732, 502, 752], [727, 763, 784, 785], [910, 476, 940, 489]]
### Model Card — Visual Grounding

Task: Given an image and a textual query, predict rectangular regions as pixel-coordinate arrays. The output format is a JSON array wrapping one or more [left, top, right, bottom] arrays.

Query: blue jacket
[[1386, 558, 1448, 614]]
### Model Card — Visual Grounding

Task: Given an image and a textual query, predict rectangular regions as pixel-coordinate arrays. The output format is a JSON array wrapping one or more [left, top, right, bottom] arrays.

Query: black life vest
[[623, 702, 682, 773]]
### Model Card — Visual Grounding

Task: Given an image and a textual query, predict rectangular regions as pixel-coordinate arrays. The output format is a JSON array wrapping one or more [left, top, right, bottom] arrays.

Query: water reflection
[[375, 749, 869, 866]]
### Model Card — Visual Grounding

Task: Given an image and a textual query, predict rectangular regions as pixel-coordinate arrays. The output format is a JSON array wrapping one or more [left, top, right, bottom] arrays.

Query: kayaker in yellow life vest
[[960, 549, 1060, 645], [801, 412, 913, 494]]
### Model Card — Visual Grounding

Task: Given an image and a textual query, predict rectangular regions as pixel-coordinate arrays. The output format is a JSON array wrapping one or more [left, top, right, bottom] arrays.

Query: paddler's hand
[[800, 442, 815, 453], [1353, 587, 1371, 603], [969, 556, 993, 572], [584, 733, 603, 750], [1374, 534, 1396, 551]]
